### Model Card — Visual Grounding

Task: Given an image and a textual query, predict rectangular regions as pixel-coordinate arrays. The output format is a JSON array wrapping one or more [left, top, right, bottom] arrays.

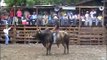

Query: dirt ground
[[0, 44, 107, 60]]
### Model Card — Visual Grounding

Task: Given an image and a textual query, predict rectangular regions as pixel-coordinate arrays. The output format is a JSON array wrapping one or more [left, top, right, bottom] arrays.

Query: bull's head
[[33, 28, 41, 40]]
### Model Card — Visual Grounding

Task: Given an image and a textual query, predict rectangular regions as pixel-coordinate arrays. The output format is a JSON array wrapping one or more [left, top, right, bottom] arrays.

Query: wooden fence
[[0, 25, 107, 45]]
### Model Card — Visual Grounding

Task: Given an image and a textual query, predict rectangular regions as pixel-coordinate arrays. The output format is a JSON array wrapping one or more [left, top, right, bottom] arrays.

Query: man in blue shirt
[[31, 12, 37, 25]]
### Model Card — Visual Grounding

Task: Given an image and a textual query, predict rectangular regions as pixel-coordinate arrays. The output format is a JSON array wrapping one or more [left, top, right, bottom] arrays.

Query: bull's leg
[[62, 43, 67, 54], [46, 48, 49, 55], [46, 43, 52, 55], [66, 40, 69, 54], [48, 44, 52, 55], [46, 48, 51, 55], [46, 48, 48, 55], [66, 43, 69, 54], [64, 35, 69, 54]]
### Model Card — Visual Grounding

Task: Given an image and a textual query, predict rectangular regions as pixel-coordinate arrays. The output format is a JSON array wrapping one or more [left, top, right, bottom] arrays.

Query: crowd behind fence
[[0, 8, 104, 27]]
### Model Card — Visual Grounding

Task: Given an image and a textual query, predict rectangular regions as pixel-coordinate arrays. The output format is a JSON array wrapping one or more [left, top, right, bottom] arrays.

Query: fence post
[[12, 25, 16, 43]]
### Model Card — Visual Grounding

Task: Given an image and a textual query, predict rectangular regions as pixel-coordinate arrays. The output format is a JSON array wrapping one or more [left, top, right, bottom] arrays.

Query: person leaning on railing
[[97, 15, 103, 26]]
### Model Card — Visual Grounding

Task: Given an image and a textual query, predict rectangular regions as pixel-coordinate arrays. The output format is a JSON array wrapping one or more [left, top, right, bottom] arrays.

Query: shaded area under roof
[[76, 0, 104, 6]]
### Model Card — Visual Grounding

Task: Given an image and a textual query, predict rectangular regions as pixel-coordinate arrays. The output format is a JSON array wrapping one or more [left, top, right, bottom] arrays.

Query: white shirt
[[74, 15, 78, 19], [3, 27, 11, 35], [85, 13, 89, 20], [81, 16, 85, 21], [85, 13, 89, 18], [53, 16, 58, 20], [32, 14, 37, 19], [90, 11, 96, 18]]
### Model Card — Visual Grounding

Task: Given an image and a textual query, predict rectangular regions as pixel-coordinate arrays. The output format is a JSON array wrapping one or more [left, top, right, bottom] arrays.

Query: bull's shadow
[[42, 52, 69, 56]]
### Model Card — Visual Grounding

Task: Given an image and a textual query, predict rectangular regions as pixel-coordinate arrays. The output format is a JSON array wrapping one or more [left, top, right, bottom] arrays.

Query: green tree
[[4, 0, 81, 7], [26, 0, 38, 6], [5, 0, 15, 7], [5, 0, 35, 7], [66, 0, 80, 5]]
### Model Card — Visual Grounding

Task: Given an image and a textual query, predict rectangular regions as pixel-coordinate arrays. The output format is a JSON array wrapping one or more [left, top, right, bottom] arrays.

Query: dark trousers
[[31, 19, 36, 25]]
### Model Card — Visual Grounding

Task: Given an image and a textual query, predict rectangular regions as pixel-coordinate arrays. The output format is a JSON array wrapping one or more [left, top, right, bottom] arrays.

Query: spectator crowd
[[0, 8, 103, 27]]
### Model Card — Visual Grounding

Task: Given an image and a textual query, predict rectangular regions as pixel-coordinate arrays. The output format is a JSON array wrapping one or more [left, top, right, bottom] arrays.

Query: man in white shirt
[[85, 11, 92, 26], [90, 9, 96, 18], [85, 11, 89, 20], [3, 26, 13, 45]]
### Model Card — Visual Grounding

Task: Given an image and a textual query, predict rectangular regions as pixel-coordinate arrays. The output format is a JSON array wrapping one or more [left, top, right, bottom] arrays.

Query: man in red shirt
[[16, 8, 22, 24], [8, 8, 15, 25]]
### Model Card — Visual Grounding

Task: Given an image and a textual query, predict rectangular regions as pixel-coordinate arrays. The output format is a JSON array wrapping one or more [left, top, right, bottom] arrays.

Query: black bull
[[34, 30, 70, 55]]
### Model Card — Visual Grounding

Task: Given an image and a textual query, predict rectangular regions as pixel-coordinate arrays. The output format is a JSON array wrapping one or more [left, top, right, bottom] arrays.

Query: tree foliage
[[4, 0, 81, 7], [5, 0, 15, 7]]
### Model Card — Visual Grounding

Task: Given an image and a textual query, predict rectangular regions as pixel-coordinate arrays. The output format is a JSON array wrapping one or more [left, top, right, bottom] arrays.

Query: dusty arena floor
[[0, 44, 107, 60]]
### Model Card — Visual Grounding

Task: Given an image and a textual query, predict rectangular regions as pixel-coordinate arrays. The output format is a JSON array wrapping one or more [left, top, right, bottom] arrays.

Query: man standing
[[3, 26, 13, 45]]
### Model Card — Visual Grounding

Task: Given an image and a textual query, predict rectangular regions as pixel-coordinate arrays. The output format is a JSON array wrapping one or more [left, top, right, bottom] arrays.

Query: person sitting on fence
[[42, 13, 48, 26], [48, 14, 53, 26], [97, 15, 103, 26], [30, 12, 37, 25], [92, 15, 99, 26], [3, 14, 9, 25], [21, 16, 28, 25], [68, 12, 74, 26], [37, 15, 43, 26], [12, 15, 18, 25], [24, 11, 30, 25], [9, 8, 14, 25], [72, 14, 78, 26], [0, 14, 5, 25], [28, 14, 32, 25], [81, 15, 86, 26], [90, 9, 96, 19], [3, 26, 13, 45], [85, 11, 92, 26], [62, 13, 69, 26], [53, 14, 59, 26], [16, 8, 22, 24]]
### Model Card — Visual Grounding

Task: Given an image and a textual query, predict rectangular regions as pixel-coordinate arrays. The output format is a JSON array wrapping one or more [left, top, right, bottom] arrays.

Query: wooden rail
[[0, 25, 107, 45]]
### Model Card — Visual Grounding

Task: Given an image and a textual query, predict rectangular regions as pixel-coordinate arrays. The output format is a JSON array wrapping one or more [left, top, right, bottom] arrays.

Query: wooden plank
[[0, 25, 106, 45]]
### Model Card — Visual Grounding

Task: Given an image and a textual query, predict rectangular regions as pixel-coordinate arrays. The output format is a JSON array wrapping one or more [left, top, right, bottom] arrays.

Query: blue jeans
[[85, 20, 92, 26], [5, 34, 9, 45], [31, 19, 36, 25], [92, 19, 99, 26], [53, 33, 57, 43], [69, 19, 76, 26]]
